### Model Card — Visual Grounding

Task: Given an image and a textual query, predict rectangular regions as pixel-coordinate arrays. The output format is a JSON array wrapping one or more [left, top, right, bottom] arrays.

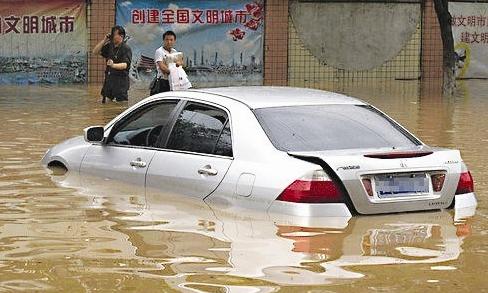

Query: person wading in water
[[93, 25, 132, 103]]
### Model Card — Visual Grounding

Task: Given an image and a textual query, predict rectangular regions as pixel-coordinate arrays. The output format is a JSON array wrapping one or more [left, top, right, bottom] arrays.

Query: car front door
[[146, 101, 233, 199], [80, 99, 180, 194]]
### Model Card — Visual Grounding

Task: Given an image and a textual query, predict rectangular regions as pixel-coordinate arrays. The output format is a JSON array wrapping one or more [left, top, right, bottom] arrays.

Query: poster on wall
[[0, 0, 87, 84], [116, 0, 264, 87], [450, 2, 488, 79]]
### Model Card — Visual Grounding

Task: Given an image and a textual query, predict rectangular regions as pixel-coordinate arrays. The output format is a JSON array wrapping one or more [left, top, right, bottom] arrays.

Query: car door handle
[[198, 165, 218, 176], [130, 158, 147, 168]]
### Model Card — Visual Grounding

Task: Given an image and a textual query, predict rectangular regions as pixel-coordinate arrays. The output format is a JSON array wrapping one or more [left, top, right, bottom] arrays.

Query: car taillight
[[276, 170, 344, 203], [456, 171, 474, 195], [431, 173, 446, 192], [362, 178, 373, 197]]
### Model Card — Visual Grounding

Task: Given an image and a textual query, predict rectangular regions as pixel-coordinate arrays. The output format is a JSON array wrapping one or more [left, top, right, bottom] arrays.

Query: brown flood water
[[0, 82, 487, 292]]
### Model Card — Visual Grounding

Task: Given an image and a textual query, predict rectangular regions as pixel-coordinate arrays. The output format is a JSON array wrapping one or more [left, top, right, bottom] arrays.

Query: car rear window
[[254, 105, 419, 152]]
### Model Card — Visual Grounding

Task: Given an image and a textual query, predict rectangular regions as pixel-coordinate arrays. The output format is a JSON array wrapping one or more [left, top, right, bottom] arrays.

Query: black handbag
[[149, 76, 160, 95]]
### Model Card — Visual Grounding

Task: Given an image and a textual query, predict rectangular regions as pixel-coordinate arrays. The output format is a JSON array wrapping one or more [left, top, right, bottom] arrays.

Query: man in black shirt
[[93, 26, 132, 103]]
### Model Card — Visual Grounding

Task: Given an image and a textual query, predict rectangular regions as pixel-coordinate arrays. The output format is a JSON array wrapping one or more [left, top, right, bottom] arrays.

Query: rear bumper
[[266, 192, 477, 219], [268, 201, 352, 218]]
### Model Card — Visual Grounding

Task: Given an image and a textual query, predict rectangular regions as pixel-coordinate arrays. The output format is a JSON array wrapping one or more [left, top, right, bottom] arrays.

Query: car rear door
[[146, 101, 233, 199]]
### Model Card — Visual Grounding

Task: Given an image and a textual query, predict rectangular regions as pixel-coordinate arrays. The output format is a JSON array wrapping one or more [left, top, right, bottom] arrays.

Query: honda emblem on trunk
[[400, 161, 408, 168]]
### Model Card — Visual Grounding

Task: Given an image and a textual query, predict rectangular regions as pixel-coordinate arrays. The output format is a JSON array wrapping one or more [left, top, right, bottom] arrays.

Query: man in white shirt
[[153, 31, 183, 93]]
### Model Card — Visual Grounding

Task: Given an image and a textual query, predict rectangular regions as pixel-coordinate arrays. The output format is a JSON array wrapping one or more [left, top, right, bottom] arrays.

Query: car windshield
[[254, 104, 420, 152]]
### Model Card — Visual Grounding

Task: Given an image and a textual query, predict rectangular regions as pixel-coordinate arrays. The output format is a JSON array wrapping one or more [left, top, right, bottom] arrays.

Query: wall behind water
[[86, 0, 445, 94], [88, 0, 116, 84]]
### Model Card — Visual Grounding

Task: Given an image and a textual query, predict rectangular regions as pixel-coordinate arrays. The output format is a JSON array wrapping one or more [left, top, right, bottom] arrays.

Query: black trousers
[[101, 72, 129, 101], [157, 78, 170, 93], [150, 78, 170, 96]]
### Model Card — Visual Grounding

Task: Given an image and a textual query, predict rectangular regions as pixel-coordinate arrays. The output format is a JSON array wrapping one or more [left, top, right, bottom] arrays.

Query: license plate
[[375, 173, 430, 198]]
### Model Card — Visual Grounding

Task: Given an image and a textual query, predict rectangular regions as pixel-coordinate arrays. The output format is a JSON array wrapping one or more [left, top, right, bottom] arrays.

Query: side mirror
[[84, 126, 105, 143]]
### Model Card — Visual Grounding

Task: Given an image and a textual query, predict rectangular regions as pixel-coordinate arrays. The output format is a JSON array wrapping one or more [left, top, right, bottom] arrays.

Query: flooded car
[[41, 86, 477, 217]]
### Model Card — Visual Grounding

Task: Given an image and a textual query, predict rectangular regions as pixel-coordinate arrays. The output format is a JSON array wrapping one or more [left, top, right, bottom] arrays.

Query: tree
[[433, 0, 456, 96]]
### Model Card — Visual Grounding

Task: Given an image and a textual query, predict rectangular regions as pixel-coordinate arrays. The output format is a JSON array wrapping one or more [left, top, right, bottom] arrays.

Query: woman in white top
[[153, 31, 183, 93]]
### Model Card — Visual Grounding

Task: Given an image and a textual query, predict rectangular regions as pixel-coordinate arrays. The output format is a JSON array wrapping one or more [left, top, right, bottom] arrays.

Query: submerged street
[[0, 82, 486, 291]]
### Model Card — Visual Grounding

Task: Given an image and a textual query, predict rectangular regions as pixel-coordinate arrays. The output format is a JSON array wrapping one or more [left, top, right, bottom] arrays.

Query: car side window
[[109, 101, 178, 147], [166, 102, 231, 156], [214, 121, 233, 157]]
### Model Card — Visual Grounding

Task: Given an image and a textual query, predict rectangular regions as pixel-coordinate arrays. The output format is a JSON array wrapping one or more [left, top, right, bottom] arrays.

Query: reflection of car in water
[[362, 223, 438, 257], [42, 87, 477, 218], [47, 170, 474, 287]]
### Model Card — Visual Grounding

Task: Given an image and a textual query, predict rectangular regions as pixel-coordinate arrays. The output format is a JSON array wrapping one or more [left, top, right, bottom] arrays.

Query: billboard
[[0, 0, 87, 84], [116, 0, 264, 87]]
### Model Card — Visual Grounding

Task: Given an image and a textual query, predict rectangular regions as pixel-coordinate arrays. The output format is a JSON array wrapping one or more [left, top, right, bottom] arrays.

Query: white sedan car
[[42, 87, 477, 217]]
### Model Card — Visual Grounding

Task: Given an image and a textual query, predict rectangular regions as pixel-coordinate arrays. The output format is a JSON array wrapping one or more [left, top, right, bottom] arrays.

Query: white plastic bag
[[168, 63, 192, 91]]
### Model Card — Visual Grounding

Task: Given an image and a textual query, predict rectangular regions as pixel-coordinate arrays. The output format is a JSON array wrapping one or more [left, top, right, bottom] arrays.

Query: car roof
[[188, 86, 367, 109]]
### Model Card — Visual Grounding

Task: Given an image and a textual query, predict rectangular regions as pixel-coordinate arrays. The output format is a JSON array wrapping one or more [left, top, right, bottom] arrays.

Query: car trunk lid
[[289, 146, 463, 214]]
